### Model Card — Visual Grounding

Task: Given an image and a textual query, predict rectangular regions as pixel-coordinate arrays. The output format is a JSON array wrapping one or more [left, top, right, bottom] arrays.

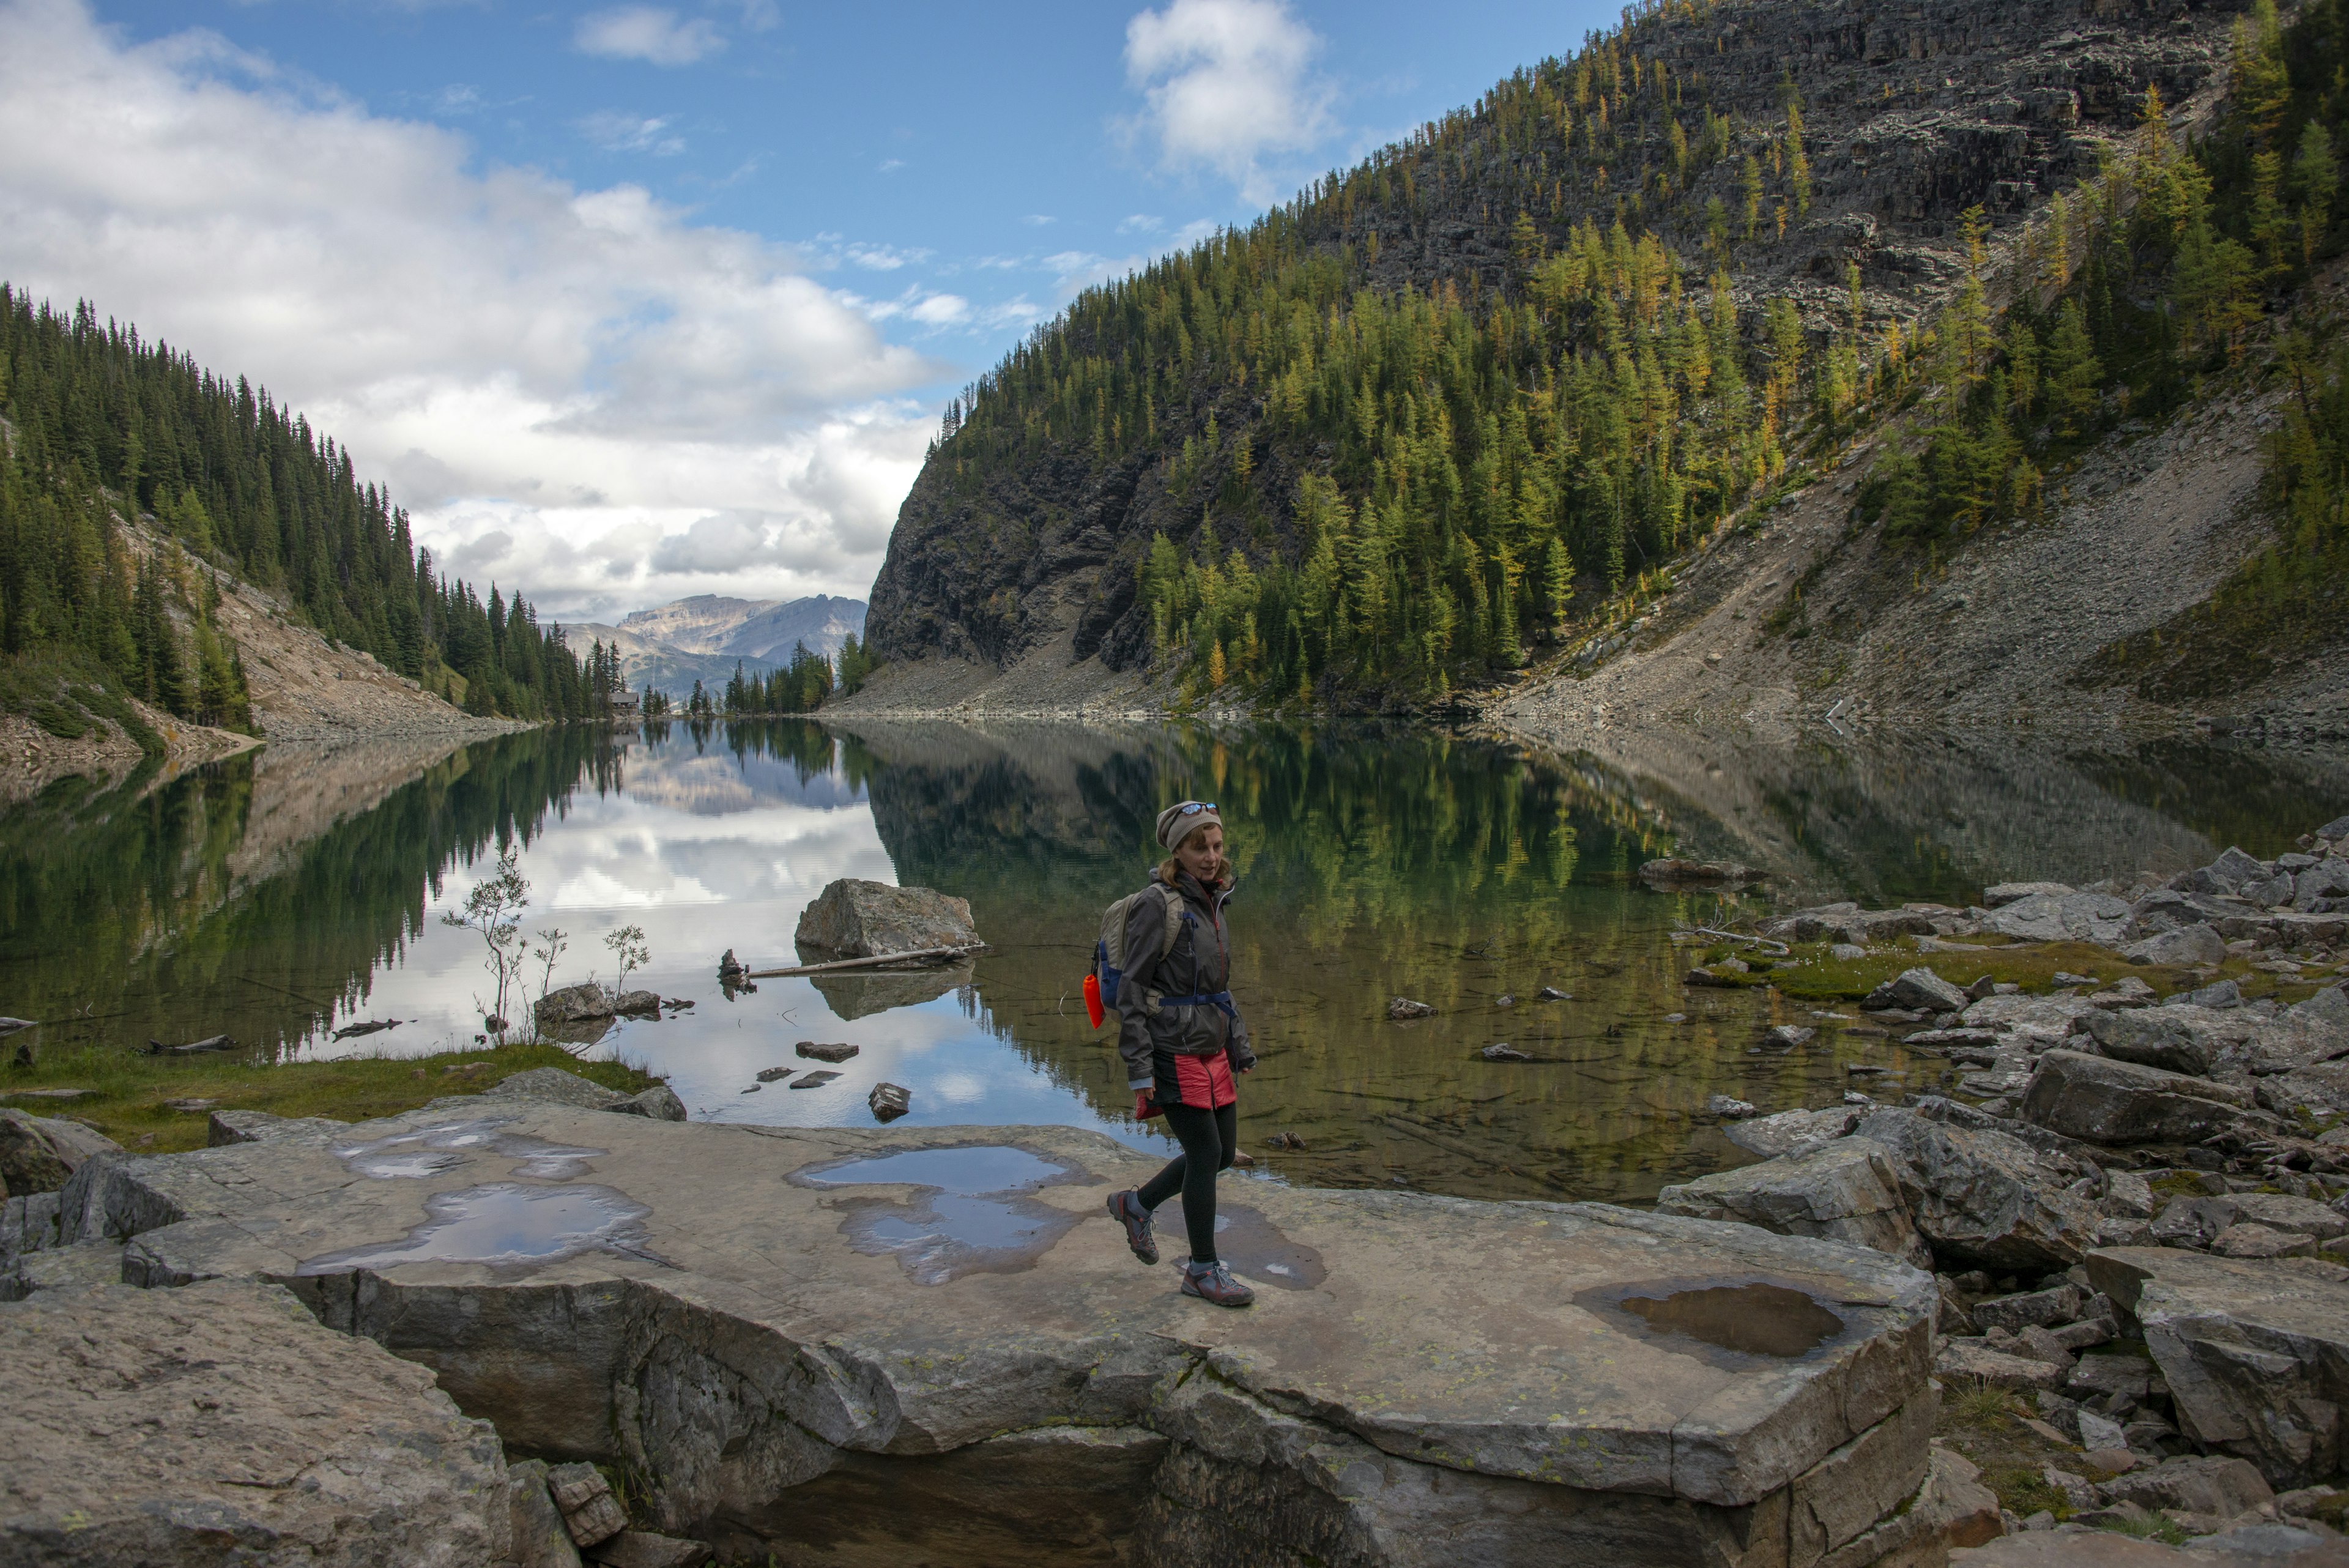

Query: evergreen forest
[[0, 289, 599, 737], [908, 0, 2348, 706]]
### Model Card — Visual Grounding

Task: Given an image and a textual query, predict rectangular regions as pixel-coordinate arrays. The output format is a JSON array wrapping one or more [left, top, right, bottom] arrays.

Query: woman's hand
[[1133, 1089, 1156, 1119]]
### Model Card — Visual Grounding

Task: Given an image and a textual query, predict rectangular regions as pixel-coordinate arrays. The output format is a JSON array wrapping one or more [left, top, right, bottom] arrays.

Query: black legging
[[1137, 1101, 1236, 1263]]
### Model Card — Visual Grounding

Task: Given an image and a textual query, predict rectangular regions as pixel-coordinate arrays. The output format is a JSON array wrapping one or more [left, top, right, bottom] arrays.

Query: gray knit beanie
[[1155, 800, 1223, 853]]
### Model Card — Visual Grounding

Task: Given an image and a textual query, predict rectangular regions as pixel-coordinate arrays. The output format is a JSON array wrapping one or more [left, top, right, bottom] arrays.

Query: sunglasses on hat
[[1176, 801, 1217, 815]]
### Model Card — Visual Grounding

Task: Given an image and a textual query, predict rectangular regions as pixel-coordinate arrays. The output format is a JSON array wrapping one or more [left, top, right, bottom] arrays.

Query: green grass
[[0, 1041, 658, 1154], [1689, 934, 2337, 1009]]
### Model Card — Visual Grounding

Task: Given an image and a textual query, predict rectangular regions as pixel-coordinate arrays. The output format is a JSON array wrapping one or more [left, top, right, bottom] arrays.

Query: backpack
[[1090, 882, 1188, 1020]]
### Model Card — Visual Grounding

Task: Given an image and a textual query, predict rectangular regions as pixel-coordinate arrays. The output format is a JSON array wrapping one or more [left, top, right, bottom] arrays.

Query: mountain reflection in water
[[2, 718, 2342, 1205]]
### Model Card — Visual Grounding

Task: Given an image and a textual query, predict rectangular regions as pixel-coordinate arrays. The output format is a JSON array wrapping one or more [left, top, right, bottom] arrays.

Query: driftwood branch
[[743, 945, 985, 980], [1683, 927, 1793, 957]]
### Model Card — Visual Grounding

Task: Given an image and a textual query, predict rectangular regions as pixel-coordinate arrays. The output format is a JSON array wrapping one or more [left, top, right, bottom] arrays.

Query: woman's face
[[1174, 824, 1225, 882]]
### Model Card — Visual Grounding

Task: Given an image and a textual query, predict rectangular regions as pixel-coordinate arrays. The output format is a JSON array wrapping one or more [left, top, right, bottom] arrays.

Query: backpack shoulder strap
[[1153, 882, 1187, 961]]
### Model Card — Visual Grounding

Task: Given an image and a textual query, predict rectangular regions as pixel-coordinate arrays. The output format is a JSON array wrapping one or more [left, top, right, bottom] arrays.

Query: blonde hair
[[1159, 836, 1232, 887]]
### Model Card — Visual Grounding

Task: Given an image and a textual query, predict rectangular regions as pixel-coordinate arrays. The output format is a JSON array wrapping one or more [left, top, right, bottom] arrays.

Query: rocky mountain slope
[[2, 522, 515, 804], [850, 0, 2332, 732], [571, 593, 866, 697]]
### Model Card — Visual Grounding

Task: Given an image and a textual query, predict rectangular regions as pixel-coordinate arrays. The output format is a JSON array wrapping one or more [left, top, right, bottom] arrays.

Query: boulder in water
[[795, 879, 978, 959]]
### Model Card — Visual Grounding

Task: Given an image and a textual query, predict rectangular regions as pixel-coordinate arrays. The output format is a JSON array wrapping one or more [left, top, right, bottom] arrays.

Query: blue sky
[[0, 0, 1611, 618]]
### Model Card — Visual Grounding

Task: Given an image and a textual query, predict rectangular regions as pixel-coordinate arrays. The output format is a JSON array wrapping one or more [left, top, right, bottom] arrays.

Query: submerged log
[[743, 945, 984, 979], [144, 1034, 236, 1056]]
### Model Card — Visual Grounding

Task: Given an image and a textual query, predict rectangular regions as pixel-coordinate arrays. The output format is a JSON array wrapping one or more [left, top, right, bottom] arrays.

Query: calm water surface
[[4, 719, 2344, 1203]]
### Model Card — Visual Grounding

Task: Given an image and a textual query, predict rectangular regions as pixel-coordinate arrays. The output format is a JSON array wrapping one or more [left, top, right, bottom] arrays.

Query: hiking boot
[[1180, 1259, 1254, 1307], [1107, 1189, 1158, 1265]]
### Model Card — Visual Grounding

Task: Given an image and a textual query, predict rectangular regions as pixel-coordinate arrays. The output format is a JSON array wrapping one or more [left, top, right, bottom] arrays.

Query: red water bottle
[[1083, 973, 1105, 1028]]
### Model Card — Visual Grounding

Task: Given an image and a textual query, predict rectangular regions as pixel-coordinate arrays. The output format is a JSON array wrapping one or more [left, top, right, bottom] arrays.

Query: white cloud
[[576, 110, 685, 155], [1118, 213, 1163, 234], [1123, 0, 1334, 202], [576, 6, 725, 67], [1042, 250, 1146, 300], [0, 0, 940, 612]]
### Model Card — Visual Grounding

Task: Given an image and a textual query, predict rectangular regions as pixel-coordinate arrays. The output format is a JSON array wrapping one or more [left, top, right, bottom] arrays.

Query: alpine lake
[[5, 717, 2346, 1205]]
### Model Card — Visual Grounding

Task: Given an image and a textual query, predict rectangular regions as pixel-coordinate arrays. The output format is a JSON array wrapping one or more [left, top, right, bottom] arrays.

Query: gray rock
[[486, 1066, 630, 1110], [868, 1082, 912, 1120], [536, 983, 622, 1025], [1480, 1043, 1531, 1062], [1981, 892, 2132, 945], [2068, 1354, 2153, 1402], [2081, 1008, 2216, 1076], [1762, 1024, 1817, 1048], [2228, 1195, 2349, 1243], [2175, 978, 2244, 1010], [507, 1460, 584, 1568], [1855, 1108, 2098, 1272], [1723, 1105, 1861, 1159], [2293, 859, 2349, 912], [1654, 1138, 1932, 1268], [0, 1109, 119, 1197], [2291, 984, 2349, 1032], [2102, 1169, 2156, 1221], [0, 1191, 60, 1260], [2126, 889, 2233, 940], [0, 1280, 508, 1566], [0, 1237, 123, 1301], [2019, 1050, 2260, 1145], [1960, 992, 2104, 1050], [2121, 923, 2227, 967], [609, 1085, 688, 1122], [2211, 1222, 2315, 1259], [51, 1102, 1947, 1564], [207, 1109, 348, 1147], [795, 879, 979, 959], [2254, 1062, 2349, 1121], [1970, 1284, 2085, 1334], [2151, 1195, 2243, 1250], [1387, 997, 1436, 1019], [588, 1531, 711, 1567], [796, 1041, 862, 1063], [1935, 1337, 2066, 1391], [1704, 1094, 1757, 1118], [2090, 1247, 2349, 1488], [1864, 967, 1970, 1015], [2076, 1410, 2128, 1452], [549, 1460, 629, 1547], [2321, 816, 2349, 842], [1984, 882, 2076, 909], [2247, 873, 2298, 910], [2100, 1453, 2276, 1519], [2174, 847, 2272, 897]]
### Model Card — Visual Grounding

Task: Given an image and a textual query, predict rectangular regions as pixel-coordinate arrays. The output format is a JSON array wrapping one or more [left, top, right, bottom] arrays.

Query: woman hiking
[[1103, 800, 1257, 1307]]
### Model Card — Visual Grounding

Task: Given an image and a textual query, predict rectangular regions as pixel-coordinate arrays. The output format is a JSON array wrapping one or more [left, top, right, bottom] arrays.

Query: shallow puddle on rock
[[334, 1118, 606, 1181], [1200, 1204, 1325, 1291], [791, 1145, 1089, 1285], [295, 1182, 653, 1274], [1578, 1279, 1845, 1361]]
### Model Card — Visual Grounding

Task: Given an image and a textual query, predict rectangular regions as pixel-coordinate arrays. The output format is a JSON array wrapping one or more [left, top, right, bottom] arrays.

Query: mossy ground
[[1935, 1367, 2190, 1542], [0, 1040, 657, 1155], [1689, 935, 2334, 1009]]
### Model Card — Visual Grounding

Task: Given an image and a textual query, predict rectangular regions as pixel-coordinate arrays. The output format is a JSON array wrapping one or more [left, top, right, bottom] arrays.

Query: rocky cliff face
[[862, 0, 2244, 702]]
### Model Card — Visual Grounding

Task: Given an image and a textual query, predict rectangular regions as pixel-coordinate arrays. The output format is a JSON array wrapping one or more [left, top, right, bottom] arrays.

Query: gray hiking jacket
[[1115, 868, 1255, 1091]]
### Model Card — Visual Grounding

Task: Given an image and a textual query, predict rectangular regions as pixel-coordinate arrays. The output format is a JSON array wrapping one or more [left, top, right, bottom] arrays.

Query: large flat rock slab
[[0, 1279, 508, 1566], [65, 1105, 1941, 1566]]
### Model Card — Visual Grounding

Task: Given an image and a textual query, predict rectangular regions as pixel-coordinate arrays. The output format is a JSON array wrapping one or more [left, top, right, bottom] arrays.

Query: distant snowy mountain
[[566, 594, 866, 697]]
